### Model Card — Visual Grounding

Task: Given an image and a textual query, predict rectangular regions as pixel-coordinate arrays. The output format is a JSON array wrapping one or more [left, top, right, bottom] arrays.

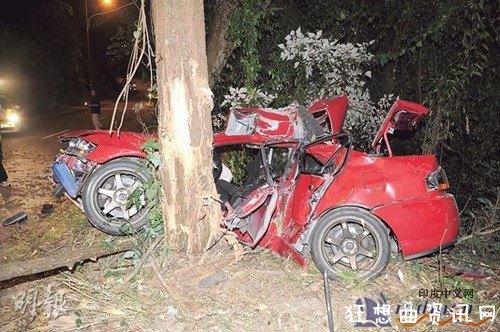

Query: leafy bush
[[223, 28, 397, 147], [141, 139, 163, 237]]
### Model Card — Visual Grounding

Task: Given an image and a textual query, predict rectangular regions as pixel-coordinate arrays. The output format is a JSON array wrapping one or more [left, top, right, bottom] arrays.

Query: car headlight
[[67, 138, 96, 153], [6, 112, 20, 123]]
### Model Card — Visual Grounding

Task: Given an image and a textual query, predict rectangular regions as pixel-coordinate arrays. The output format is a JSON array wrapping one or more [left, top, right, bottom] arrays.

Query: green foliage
[[229, 0, 268, 88], [335, 270, 370, 290], [141, 139, 164, 237], [454, 191, 499, 266], [106, 25, 135, 77], [423, 2, 494, 150], [122, 249, 141, 266], [223, 147, 254, 186], [74, 310, 83, 328], [102, 238, 115, 250]]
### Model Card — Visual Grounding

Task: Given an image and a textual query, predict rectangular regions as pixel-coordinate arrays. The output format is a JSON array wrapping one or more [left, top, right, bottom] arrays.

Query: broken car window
[[225, 110, 257, 136]]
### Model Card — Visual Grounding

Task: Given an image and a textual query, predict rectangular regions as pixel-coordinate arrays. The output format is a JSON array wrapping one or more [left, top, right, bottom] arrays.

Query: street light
[[84, 0, 135, 88]]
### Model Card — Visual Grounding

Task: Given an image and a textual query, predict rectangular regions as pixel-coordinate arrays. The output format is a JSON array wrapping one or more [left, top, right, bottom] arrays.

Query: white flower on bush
[[211, 112, 226, 132], [222, 87, 276, 108], [277, 28, 396, 139], [221, 28, 397, 144]]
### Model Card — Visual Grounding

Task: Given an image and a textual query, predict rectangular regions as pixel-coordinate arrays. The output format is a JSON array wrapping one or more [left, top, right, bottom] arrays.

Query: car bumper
[[0, 122, 20, 133], [373, 193, 460, 258]]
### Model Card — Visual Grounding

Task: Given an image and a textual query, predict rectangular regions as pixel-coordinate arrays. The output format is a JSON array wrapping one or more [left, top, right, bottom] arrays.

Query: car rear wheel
[[310, 207, 390, 280], [82, 158, 150, 235]]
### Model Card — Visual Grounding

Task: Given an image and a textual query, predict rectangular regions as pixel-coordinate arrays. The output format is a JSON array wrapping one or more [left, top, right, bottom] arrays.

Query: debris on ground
[[39, 204, 54, 218], [2, 212, 28, 227], [198, 272, 228, 289]]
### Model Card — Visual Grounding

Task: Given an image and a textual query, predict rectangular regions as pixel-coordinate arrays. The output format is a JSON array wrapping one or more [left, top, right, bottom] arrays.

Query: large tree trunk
[[206, 0, 242, 88], [152, 0, 221, 254]]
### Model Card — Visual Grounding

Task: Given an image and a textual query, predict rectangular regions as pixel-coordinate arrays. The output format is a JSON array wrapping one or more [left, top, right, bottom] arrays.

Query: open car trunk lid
[[371, 100, 429, 155]]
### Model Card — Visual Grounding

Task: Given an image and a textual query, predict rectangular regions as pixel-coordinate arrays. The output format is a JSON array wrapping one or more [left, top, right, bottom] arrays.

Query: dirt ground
[[0, 100, 148, 265], [0, 241, 498, 331], [0, 102, 498, 331]]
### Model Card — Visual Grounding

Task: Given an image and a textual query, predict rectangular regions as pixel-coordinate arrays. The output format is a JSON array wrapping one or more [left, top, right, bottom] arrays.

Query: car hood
[[59, 130, 154, 163], [59, 130, 151, 145]]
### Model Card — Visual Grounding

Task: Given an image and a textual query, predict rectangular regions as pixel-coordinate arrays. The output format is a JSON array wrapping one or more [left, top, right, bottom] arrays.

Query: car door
[[223, 142, 296, 248], [290, 132, 352, 227]]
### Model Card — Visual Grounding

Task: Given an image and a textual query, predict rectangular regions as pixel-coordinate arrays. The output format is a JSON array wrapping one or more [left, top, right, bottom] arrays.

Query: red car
[[51, 96, 460, 279], [50, 130, 150, 235], [213, 96, 459, 279]]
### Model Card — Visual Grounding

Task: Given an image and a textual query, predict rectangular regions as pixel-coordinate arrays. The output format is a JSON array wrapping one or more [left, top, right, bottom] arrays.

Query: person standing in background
[[89, 89, 102, 130], [0, 104, 10, 187]]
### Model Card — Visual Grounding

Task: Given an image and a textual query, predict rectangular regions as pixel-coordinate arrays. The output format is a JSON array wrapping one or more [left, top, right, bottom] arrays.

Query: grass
[[1, 227, 498, 331], [38, 210, 87, 243], [1, 201, 103, 264]]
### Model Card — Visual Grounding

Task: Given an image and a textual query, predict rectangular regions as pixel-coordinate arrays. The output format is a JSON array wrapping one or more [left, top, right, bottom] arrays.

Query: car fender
[[85, 146, 146, 163], [297, 204, 377, 251], [301, 192, 459, 259], [371, 193, 460, 258], [59, 130, 151, 164]]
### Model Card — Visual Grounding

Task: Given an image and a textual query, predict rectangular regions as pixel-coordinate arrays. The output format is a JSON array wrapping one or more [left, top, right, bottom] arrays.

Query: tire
[[82, 158, 151, 235], [310, 207, 390, 280]]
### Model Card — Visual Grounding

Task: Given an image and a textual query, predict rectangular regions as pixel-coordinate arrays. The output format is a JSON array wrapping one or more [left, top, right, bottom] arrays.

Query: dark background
[[0, 0, 138, 113]]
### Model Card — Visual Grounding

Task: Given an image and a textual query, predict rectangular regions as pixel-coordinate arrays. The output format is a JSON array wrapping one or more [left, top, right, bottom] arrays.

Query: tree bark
[[152, 0, 221, 254], [206, 0, 241, 88], [424, 104, 444, 154]]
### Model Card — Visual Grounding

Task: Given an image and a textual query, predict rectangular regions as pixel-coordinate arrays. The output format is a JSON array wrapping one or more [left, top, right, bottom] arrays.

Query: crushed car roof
[[213, 96, 349, 146]]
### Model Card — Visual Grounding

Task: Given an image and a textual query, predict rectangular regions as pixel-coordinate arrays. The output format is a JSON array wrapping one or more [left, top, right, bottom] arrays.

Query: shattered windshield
[[225, 110, 257, 136]]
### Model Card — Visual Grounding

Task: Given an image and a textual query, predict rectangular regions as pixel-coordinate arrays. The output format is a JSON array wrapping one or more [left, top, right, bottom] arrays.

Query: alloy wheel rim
[[95, 171, 147, 225], [322, 219, 379, 273]]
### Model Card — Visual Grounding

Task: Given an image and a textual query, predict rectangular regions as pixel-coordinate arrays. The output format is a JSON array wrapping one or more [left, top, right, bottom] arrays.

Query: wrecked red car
[[213, 96, 460, 279], [50, 95, 459, 280], [50, 130, 151, 235]]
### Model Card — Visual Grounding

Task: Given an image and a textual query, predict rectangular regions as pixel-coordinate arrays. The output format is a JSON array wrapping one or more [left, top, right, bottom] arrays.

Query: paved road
[[0, 99, 154, 220]]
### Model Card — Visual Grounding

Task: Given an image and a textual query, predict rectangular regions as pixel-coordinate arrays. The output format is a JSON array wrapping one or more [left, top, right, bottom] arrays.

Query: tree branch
[[457, 226, 500, 244], [0, 240, 135, 283]]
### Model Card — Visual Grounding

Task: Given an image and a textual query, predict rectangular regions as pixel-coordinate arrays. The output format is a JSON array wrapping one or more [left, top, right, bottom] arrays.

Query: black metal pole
[[85, 0, 93, 88], [324, 270, 335, 332]]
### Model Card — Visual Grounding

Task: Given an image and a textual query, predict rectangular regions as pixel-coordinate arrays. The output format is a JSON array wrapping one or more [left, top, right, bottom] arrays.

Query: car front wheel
[[82, 158, 150, 235], [310, 207, 390, 280]]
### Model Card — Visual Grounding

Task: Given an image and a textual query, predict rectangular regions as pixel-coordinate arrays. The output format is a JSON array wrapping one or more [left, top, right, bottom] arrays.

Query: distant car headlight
[[6, 112, 20, 123]]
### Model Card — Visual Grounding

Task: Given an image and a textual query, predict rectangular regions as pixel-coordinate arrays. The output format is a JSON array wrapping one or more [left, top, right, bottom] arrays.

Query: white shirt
[[220, 163, 233, 183]]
